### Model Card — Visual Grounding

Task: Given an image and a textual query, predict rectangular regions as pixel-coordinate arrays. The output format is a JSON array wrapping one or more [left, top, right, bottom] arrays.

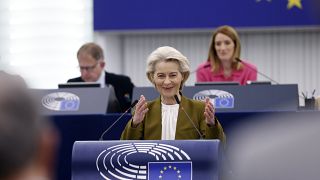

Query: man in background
[[0, 71, 58, 180], [68, 42, 135, 112]]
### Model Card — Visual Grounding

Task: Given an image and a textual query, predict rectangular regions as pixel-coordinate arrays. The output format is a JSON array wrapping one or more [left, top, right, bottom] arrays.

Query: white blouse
[[161, 102, 179, 140]]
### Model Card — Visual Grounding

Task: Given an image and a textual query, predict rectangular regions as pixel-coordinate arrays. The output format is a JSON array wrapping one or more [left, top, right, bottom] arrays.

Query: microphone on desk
[[174, 94, 204, 139], [235, 58, 279, 85], [99, 100, 138, 141]]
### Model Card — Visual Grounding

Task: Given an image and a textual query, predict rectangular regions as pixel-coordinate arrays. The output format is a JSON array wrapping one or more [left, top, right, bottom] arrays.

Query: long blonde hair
[[207, 25, 242, 73]]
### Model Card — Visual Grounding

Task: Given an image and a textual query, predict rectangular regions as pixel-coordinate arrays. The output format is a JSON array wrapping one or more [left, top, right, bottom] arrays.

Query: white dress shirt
[[96, 71, 105, 87]]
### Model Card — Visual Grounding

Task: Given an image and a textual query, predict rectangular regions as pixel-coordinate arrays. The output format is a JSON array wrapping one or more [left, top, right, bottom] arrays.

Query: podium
[[72, 140, 222, 180], [133, 84, 299, 112]]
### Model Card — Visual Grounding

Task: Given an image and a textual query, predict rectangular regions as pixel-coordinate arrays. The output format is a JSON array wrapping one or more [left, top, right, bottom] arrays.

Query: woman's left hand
[[204, 97, 216, 126]]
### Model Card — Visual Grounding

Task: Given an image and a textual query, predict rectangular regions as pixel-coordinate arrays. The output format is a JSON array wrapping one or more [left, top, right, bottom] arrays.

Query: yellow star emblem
[[287, 0, 302, 9]]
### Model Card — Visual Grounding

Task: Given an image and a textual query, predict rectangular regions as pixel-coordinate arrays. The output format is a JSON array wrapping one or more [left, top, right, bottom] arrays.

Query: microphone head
[[130, 100, 138, 108], [174, 95, 180, 104]]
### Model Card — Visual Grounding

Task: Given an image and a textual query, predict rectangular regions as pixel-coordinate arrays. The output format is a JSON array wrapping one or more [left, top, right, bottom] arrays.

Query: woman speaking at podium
[[121, 46, 225, 143], [196, 25, 257, 85]]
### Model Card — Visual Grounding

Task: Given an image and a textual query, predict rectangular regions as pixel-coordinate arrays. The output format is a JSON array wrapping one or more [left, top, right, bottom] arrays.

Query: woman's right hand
[[132, 95, 149, 127]]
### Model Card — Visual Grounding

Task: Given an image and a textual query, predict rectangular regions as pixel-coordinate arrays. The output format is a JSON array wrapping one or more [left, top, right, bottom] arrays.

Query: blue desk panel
[[51, 114, 131, 180]]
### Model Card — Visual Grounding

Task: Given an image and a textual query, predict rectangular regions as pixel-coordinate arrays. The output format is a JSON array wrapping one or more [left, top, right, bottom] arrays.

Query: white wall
[[0, 0, 93, 88], [96, 28, 320, 105]]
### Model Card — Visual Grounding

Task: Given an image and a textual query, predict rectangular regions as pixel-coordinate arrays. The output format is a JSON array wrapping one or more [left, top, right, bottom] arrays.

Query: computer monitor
[[194, 81, 239, 86], [246, 81, 272, 85], [58, 82, 101, 88]]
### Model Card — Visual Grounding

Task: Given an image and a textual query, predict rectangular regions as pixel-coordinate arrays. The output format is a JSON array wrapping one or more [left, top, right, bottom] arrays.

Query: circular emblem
[[193, 89, 234, 108], [96, 142, 191, 179], [41, 92, 80, 111]]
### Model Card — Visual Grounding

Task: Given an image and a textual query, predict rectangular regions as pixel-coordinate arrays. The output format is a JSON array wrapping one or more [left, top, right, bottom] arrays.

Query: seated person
[[0, 71, 58, 180], [121, 46, 225, 143], [68, 42, 134, 112], [196, 25, 257, 85]]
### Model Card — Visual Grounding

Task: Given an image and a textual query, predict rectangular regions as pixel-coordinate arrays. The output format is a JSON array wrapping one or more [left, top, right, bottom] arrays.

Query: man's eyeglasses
[[79, 62, 99, 72]]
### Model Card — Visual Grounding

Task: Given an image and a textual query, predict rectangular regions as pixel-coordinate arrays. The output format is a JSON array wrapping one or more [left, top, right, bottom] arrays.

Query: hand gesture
[[204, 97, 216, 126], [132, 95, 149, 127]]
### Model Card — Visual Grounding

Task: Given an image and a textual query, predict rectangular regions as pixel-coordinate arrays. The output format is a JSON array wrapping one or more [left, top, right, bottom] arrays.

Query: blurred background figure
[[67, 42, 135, 112], [228, 112, 320, 180], [196, 25, 257, 85], [0, 71, 58, 180]]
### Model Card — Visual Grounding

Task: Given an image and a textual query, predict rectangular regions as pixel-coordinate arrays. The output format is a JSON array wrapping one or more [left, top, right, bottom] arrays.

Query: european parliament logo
[[96, 143, 192, 180], [193, 89, 234, 109], [41, 92, 80, 111]]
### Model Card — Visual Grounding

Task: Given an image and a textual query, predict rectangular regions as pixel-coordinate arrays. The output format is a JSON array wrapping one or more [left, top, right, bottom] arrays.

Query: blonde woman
[[121, 46, 225, 142], [197, 25, 257, 85]]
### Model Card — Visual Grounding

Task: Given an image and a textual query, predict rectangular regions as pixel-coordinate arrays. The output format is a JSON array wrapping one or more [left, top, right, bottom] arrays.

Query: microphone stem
[[181, 107, 204, 139], [99, 109, 130, 140], [99, 100, 138, 140], [236, 58, 279, 84], [256, 71, 279, 85]]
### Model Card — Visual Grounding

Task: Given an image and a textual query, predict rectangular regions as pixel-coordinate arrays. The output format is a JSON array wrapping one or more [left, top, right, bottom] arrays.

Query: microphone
[[174, 95, 204, 139], [235, 58, 279, 85], [99, 100, 138, 140]]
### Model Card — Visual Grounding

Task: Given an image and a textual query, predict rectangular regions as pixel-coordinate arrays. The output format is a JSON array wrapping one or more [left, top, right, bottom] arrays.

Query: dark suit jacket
[[67, 71, 134, 111], [121, 96, 226, 144]]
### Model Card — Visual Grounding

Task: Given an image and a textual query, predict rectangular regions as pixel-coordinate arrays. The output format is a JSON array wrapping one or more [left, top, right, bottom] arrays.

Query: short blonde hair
[[146, 46, 190, 89]]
